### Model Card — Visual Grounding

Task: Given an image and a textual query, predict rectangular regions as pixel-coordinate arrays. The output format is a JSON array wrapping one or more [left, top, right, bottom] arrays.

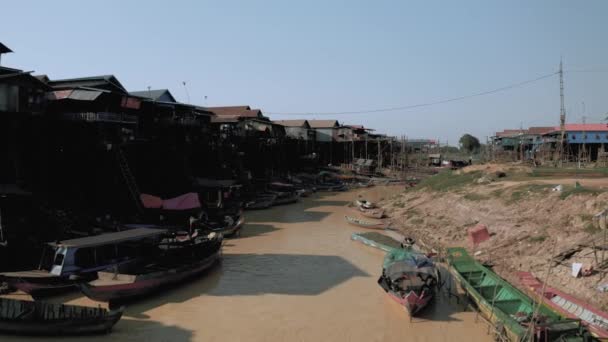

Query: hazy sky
[[2, 1, 607, 144]]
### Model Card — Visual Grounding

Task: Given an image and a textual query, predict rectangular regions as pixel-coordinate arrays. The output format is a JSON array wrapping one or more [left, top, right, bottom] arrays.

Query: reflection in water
[[5, 186, 491, 342]]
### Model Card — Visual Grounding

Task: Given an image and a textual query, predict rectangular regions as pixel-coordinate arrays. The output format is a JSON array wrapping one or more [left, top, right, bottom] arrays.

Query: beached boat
[[355, 199, 375, 209], [517, 271, 608, 340], [357, 207, 385, 219], [0, 297, 123, 335], [0, 228, 166, 298], [351, 232, 438, 316], [447, 248, 591, 341], [80, 235, 222, 303], [344, 216, 389, 230]]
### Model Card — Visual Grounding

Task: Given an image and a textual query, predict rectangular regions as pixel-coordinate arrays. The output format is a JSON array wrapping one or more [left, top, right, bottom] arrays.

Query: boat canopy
[[48, 228, 167, 248]]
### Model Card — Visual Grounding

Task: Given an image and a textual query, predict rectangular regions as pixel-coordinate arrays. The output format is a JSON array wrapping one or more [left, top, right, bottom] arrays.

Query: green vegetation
[[584, 222, 600, 234], [410, 218, 424, 225], [529, 235, 547, 243], [463, 193, 490, 201], [531, 167, 608, 178], [458, 134, 481, 153], [506, 184, 554, 204], [559, 185, 601, 200], [415, 170, 482, 192]]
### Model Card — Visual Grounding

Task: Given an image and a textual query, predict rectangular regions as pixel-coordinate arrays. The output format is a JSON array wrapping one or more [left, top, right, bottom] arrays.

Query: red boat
[[377, 248, 438, 316], [79, 235, 222, 303], [517, 271, 608, 340]]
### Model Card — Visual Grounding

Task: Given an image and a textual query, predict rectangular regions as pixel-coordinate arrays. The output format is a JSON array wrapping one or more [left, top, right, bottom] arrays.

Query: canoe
[[517, 271, 608, 340], [447, 248, 591, 341], [351, 232, 438, 316], [358, 207, 385, 219], [0, 297, 122, 335], [80, 238, 222, 303], [344, 216, 389, 230]]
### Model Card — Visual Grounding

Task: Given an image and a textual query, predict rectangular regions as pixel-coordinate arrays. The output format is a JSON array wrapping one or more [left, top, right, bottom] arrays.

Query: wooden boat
[[268, 191, 300, 205], [351, 232, 438, 316], [1, 228, 166, 298], [344, 216, 389, 230], [357, 207, 385, 219], [244, 194, 276, 210], [517, 271, 608, 340], [447, 248, 591, 341], [80, 236, 222, 303], [0, 297, 123, 335]]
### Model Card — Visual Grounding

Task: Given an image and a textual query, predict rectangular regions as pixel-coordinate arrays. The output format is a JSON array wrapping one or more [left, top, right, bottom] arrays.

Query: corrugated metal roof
[[273, 120, 309, 128], [308, 120, 339, 128], [48, 75, 127, 94], [129, 89, 176, 102], [48, 228, 167, 248], [0, 42, 12, 54]]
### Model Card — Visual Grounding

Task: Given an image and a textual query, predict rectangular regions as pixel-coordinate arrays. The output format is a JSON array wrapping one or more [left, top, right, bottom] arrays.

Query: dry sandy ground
[[378, 164, 608, 311]]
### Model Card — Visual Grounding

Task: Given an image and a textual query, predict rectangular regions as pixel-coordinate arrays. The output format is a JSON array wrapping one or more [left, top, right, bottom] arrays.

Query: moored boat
[[447, 248, 592, 341], [351, 232, 438, 316], [517, 271, 608, 340], [244, 194, 276, 210], [357, 207, 385, 219], [80, 233, 222, 303], [0, 297, 123, 335], [377, 247, 438, 316], [0, 228, 166, 298], [344, 216, 390, 230]]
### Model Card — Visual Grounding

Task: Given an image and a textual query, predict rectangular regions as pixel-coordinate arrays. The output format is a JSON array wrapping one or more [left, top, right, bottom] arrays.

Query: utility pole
[[377, 138, 381, 169], [557, 59, 566, 166]]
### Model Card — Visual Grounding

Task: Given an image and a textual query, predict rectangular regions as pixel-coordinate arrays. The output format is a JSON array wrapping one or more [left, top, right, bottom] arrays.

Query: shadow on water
[[411, 265, 468, 323], [207, 253, 369, 296], [239, 223, 280, 238], [245, 195, 350, 224], [0, 319, 194, 342]]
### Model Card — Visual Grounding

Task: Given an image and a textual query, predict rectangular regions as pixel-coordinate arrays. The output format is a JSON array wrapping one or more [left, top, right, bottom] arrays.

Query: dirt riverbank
[[380, 164, 608, 311]]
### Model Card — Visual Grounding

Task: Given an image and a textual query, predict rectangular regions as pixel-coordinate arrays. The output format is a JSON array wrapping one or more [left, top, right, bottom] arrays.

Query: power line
[[267, 71, 559, 116]]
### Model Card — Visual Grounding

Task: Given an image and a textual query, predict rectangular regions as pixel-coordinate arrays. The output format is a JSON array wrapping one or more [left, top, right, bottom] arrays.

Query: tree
[[459, 134, 481, 154]]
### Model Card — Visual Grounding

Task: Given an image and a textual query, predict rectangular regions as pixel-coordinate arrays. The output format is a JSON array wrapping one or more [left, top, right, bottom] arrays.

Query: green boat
[[447, 247, 592, 342]]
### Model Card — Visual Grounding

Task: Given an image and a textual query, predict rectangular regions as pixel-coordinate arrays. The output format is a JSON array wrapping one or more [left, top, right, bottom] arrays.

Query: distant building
[[129, 89, 177, 103], [308, 120, 339, 142], [273, 120, 315, 140]]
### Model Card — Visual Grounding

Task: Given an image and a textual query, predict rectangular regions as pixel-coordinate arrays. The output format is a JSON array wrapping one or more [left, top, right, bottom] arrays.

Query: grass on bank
[[559, 185, 601, 200], [414, 170, 482, 192]]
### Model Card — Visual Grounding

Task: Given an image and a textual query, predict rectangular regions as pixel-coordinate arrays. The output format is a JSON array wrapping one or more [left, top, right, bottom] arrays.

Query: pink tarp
[[468, 224, 490, 245], [140, 194, 163, 209], [162, 193, 201, 211]]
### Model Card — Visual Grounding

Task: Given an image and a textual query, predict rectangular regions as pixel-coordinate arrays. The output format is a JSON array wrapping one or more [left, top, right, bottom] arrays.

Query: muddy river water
[[10, 186, 491, 342]]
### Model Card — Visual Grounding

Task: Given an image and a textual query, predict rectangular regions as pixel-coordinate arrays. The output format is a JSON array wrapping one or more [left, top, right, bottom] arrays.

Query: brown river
[[8, 186, 490, 341]]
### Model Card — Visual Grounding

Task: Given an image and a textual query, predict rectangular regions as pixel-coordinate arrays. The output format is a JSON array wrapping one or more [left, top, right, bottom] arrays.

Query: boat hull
[[0, 298, 123, 336], [378, 275, 434, 316], [80, 251, 220, 303]]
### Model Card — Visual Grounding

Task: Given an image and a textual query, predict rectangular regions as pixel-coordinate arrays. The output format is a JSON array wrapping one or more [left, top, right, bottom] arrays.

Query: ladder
[[115, 147, 143, 215]]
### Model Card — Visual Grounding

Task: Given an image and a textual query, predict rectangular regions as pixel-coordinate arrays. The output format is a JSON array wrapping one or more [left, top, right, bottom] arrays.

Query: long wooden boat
[[0, 297, 123, 335], [80, 237, 222, 303], [517, 271, 608, 340], [344, 216, 389, 230], [244, 194, 276, 210], [357, 207, 385, 219], [351, 232, 438, 316], [1, 228, 166, 298], [447, 248, 591, 341]]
